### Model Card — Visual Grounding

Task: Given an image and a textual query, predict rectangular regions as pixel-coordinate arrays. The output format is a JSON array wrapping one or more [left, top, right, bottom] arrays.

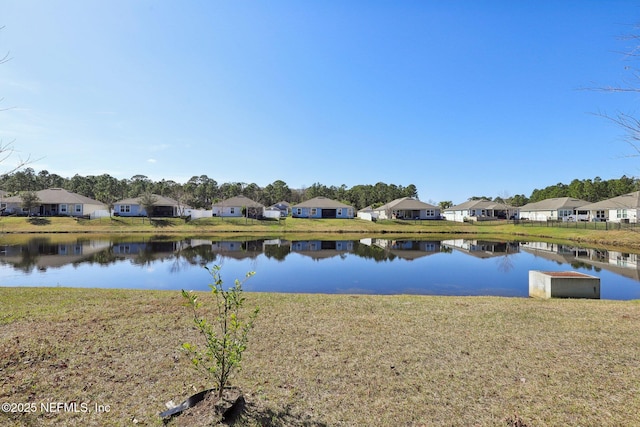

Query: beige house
[[581, 191, 640, 223], [2, 188, 106, 217], [518, 197, 590, 222]]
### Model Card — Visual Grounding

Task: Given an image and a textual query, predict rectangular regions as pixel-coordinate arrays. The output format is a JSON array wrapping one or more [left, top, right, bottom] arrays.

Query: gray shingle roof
[[4, 188, 104, 205], [115, 194, 180, 206], [447, 199, 513, 211], [519, 197, 590, 211], [212, 195, 264, 208], [374, 197, 438, 211], [292, 197, 353, 209], [581, 191, 640, 210]]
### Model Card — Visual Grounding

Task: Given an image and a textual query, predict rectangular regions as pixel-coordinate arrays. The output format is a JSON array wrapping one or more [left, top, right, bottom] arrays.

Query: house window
[[426, 209, 435, 216], [230, 207, 235, 214], [337, 208, 342, 216], [559, 209, 572, 217], [311, 208, 317, 216], [296, 208, 302, 216], [75, 204, 82, 213], [596, 210, 605, 219], [60, 204, 68, 213], [120, 205, 131, 213], [617, 209, 628, 219]]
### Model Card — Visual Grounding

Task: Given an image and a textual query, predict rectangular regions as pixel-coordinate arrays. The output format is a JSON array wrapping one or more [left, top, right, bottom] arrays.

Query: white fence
[[184, 209, 213, 219]]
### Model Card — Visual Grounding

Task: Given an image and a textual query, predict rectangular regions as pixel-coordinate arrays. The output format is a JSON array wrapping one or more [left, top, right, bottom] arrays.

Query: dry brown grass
[[1, 288, 639, 426]]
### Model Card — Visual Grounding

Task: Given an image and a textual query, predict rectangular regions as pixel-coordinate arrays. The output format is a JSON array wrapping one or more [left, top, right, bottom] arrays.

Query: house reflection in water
[[441, 239, 520, 258], [211, 240, 265, 260], [3, 237, 640, 293], [521, 241, 640, 281], [0, 239, 112, 272], [290, 240, 353, 260], [359, 238, 442, 261]]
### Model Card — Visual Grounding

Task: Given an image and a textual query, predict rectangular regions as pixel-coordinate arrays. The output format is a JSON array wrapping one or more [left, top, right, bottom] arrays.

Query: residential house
[[2, 188, 106, 217], [581, 191, 640, 223], [269, 201, 291, 217], [372, 197, 440, 220], [212, 195, 265, 218], [291, 197, 354, 219], [443, 199, 516, 222], [518, 197, 590, 222], [114, 194, 182, 217], [263, 201, 290, 219]]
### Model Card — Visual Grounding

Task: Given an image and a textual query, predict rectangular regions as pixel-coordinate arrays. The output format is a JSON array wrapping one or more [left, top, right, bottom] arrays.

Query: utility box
[[529, 271, 600, 299]]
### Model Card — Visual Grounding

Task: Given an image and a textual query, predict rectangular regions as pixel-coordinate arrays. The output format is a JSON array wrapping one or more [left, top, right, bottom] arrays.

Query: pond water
[[1, 236, 639, 300]]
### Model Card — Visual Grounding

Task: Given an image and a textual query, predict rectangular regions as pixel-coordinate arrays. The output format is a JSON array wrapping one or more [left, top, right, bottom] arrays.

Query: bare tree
[[1, 29, 33, 176], [590, 25, 640, 156]]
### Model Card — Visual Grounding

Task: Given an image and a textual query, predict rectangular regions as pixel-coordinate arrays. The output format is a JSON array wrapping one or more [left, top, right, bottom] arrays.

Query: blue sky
[[2, 1, 640, 204]]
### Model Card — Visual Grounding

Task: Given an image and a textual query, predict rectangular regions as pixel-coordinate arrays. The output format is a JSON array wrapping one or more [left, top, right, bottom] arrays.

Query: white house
[[372, 197, 440, 220], [114, 194, 183, 217], [581, 191, 640, 223], [212, 195, 265, 218], [518, 197, 590, 222], [443, 199, 516, 222]]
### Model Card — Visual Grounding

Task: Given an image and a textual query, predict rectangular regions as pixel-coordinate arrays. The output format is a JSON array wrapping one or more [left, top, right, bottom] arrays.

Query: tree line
[[455, 175, 639, 208], [3, 169, 638, 211], [0, 168, 418, 211]]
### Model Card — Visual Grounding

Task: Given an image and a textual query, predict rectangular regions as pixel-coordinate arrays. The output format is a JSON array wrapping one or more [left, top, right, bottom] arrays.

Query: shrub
[[181, 265, 259, 398]]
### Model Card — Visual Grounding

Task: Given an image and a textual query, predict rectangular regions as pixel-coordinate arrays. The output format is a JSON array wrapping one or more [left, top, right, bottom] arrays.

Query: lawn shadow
[[151, 219, 174, 228], [225, 400, 328, 427], [27, 217, 51, 226]]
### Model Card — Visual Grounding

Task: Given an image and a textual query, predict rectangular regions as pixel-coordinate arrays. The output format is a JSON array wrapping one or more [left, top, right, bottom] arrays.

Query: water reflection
[[1, 236, 639, 299]]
